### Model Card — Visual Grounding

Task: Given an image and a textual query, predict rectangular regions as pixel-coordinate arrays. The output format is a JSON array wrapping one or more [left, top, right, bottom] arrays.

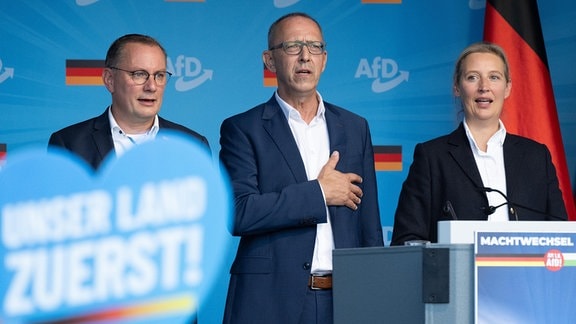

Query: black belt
[[308, 274, 332, 290]]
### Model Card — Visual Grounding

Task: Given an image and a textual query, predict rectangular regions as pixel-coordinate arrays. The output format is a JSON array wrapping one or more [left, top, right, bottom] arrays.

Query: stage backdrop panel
[[1, 1, 575, 323]]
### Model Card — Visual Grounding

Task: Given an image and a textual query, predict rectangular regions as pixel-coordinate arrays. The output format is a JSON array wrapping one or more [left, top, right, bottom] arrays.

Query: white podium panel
[[437, 220, 576, 244]]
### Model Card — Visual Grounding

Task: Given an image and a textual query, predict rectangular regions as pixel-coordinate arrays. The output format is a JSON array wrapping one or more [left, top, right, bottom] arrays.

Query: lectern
[[333, 221, 576, 324], [333, 244, 474, 324]]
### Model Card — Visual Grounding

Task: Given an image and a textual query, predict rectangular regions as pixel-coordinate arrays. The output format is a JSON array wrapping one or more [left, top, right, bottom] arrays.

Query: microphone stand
[[478, 187, 519, 221]]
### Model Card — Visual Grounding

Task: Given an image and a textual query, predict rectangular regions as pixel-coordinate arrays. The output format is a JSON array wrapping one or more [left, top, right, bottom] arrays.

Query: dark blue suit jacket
[[219, 96, 383, 324], [48, 107, 209, 170], [391, 123, 567, 245]]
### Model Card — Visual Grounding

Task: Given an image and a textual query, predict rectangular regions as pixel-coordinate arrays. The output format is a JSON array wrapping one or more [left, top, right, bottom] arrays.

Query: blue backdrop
[[1, 1, 575, 322]]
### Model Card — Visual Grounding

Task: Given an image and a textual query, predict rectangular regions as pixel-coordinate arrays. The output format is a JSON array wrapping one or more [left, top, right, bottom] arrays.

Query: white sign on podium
[[437, 220, 576, 244]]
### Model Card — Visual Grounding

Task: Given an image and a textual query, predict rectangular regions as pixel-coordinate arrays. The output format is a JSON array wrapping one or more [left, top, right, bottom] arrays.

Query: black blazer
[[391, 123, 567, 245], [48, 107, 209, 170]]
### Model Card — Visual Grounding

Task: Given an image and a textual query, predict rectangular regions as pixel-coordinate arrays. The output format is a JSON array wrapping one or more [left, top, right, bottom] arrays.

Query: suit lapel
[[92, 108, 115, 162], [261, 98, 353, 245], [447, 124, 484, 188], [324, 104, 353, 246], [502, 135, 523, 200], [262, 98, 309, 182], [324, 103, 346, 159]]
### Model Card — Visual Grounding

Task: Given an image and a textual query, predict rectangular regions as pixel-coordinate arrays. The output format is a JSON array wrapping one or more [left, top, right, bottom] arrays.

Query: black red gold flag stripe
[[263, 64, 277, 87], [374, 145, 402, 171], [484, 0, 576, 220], [66, 60, 105, 85], [0, 143, 6, 164]]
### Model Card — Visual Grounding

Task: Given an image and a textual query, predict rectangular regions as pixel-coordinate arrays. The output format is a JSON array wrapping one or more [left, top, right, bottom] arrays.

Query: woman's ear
[[453, 84, 461, 97]]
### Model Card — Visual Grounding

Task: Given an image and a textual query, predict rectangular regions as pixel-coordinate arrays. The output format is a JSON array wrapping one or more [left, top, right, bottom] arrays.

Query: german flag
[[374, 145, 402, 171], [263, 64, 277, 87], [484, 0, 576, 220], [66, 59, 105, 85], [0, 143, 6, 167]]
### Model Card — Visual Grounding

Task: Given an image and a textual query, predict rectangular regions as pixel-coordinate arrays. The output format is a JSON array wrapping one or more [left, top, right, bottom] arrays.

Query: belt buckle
[[310, 273, 330, 290], [310, 275, 322, 290]]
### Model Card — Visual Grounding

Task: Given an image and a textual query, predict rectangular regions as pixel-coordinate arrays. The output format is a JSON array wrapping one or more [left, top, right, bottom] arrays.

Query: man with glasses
[[220, 12, 383, 324], [49, 33, 209, 170]]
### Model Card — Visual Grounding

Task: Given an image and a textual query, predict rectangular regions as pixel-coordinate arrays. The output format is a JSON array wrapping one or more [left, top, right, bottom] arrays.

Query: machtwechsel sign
[[475, 231, 576, 323]]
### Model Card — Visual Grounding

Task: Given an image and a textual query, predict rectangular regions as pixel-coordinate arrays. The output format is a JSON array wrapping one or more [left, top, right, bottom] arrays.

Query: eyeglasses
[[108, 67, 172, 85], [268, 41, 326, 55]]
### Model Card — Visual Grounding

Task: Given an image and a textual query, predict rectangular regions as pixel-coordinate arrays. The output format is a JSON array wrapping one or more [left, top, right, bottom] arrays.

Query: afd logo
[[0, 59, 14, 84], [274, 0, 301, 8], [355, 57, 409, 93], [76, 0, 99, 6], [167, 55, 213, 92], [469, 0, 485, 10]]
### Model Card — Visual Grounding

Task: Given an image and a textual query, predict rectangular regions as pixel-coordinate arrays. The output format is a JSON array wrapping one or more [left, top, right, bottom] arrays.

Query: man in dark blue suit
[[49, 34, 209, 170], [220, 13, 383, 324]]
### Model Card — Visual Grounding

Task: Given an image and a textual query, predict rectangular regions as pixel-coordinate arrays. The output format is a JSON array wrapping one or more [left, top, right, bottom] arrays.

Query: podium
[[333, 221, 576, 324], [333, 244, 474, 324]]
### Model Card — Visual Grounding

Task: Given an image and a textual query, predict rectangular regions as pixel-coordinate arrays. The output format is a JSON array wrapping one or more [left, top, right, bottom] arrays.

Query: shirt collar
[[463, 119, 507, 150], [108, 106, 159, 137], [275, 91, 326, 122]]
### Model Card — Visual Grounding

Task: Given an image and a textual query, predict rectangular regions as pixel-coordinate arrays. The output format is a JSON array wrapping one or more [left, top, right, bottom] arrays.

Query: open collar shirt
[[276, 91, 334, 273], [464, 119, 509, 221], [109, 106, 159, 157]]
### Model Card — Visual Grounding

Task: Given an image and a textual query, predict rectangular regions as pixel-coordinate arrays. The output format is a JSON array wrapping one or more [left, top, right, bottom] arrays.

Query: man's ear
[[102, 68, 114, 93], [263, 50, 276, 73]]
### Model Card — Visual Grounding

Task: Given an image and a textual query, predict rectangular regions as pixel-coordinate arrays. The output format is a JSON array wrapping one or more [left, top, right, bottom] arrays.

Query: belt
[[308, 274, 332, 290]]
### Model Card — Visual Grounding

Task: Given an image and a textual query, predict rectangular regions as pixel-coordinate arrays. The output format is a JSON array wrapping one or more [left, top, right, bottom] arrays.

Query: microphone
[[483, 203, 508, 216], [478, 187, 519, 221], [443, 200, 458, 220]]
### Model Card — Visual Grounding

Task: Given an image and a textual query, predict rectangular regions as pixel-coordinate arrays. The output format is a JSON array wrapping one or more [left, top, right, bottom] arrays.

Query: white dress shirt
[[464, 119, 509, 221], [276, 91, 334, 273], [109, 107, 159, 157]]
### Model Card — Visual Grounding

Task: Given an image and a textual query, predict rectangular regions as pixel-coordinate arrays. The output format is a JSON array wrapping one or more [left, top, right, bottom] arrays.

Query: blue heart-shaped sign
[[0, 131, 232, 323]]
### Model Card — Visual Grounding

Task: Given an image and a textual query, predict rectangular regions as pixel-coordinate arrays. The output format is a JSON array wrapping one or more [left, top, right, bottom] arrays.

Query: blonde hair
[[453, 41, 511, 88]]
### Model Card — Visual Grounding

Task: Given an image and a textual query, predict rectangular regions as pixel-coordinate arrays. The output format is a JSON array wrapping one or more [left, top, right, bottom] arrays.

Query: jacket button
[[300, 218, 316, 225], [303, 262, 311, 270]]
